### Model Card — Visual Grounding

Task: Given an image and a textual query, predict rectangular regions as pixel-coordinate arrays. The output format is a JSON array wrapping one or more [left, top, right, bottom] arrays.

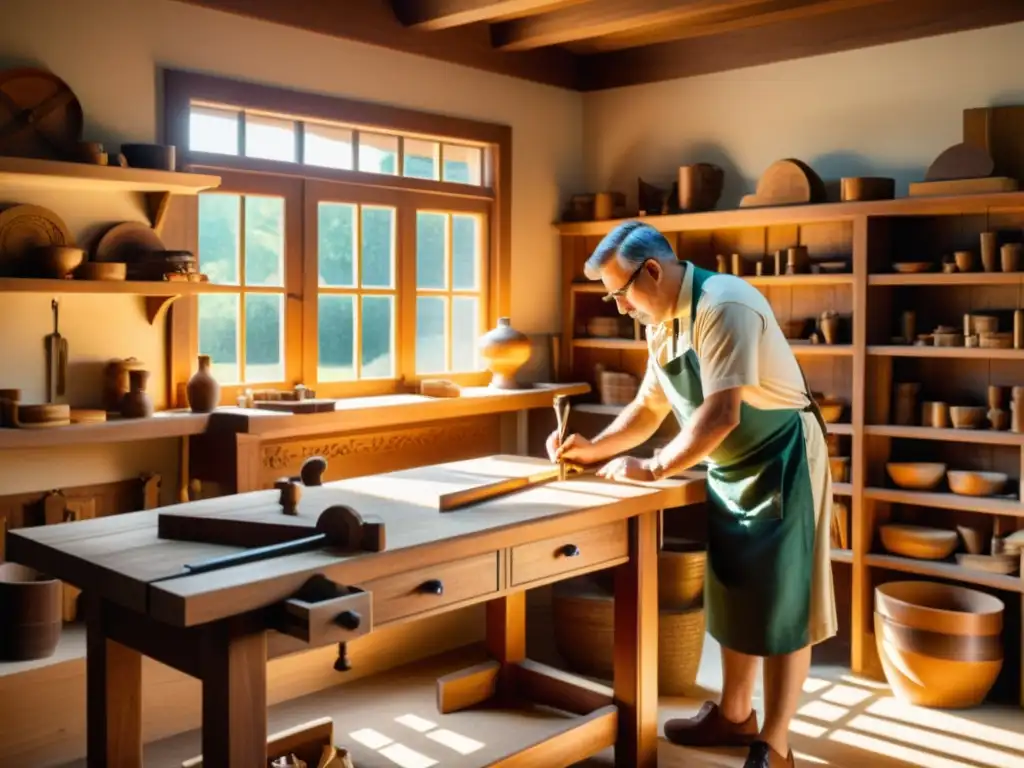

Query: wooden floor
[[54, 617, 1024, 768]]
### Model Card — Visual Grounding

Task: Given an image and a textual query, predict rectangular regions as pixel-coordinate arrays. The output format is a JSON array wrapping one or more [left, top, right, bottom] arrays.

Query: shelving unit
[[0, 156, 225, 323], [556, 189, 1024, 708]]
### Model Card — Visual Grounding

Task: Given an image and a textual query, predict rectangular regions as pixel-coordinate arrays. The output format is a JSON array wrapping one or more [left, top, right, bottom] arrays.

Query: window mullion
[[238, 195, 247, 383], [355, 205, 363, 379]]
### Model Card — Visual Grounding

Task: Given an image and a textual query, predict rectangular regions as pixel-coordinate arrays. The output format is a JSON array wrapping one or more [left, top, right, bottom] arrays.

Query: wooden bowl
[[956, 525, 986, 555], [782, 318, 808, 340], [873, 581, 1004, 708], [76, 261, 127, 281], [892, 262, 932, 273], [30, 245, 85, 279], [885, 462, 946, 490], [0, 563, 62, 661], [828, 456, 849, 482], [947, 470, 1007, 497], [873, 612, 1002, 709], [949, 406, 986, 429], [879, 524, 957, 560]]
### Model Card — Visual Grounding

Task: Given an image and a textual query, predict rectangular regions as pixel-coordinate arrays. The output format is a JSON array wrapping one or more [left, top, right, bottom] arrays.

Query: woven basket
[[599, 371, 638, 406], [659, 538, 706, 609], [552, 575, 707, 695]]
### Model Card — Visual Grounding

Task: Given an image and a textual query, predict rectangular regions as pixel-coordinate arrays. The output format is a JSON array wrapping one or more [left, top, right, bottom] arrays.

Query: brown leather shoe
[[743, 740, 796, 767], [664, 701, 759, 747]]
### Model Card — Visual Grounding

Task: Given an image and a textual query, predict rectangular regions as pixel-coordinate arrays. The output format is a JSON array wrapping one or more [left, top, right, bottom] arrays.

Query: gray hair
[[583, 220, 676, 280]]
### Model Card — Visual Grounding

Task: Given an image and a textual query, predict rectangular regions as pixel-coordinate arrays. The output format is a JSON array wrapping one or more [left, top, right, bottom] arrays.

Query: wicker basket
[[599, 370, 638, 406], [659, 538, 706, 609], [552, 574, 707, 695]]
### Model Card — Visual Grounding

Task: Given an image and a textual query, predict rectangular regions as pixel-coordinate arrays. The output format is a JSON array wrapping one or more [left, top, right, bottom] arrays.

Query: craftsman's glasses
[[602, 260, 649, 302]]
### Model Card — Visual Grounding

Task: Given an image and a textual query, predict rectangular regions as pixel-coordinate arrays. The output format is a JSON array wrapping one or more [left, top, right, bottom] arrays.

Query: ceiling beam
[[570, 0, 891, 54], [172, 0, 582, 90], [491, 0, 769, 51], [580, 0, 1024, 90], [391, 0, 588, 30]]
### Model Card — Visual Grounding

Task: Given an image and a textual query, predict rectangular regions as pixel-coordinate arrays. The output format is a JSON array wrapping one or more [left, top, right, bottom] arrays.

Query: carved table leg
[[86, 596, 142, 768], [199, 615, 268, 767], [614, 510, 659, 768]]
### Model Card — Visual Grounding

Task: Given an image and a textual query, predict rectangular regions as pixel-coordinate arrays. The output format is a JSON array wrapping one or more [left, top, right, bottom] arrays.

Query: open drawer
[[270, 574, 373, 647]]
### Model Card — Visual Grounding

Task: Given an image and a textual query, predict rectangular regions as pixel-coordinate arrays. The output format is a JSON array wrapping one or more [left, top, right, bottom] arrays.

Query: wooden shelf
[[868, 345, 1024, 360], [869, 272, 1024, 286], [865, 424, 1024, 445], [833, 482, 852, 496], [0, 155, 220, 195], [790, 343, 854, 356], [863, 487, 1023, 517], [827, 423, 854, 435], [831, 549, 853, 564], [0, 411, 211, 450], [572, 338, 645, 350], [0, 278, 237, 325], [865, 554, 1024, 594], [555, 191, 1024, 236], [746, 274, 853, 287]]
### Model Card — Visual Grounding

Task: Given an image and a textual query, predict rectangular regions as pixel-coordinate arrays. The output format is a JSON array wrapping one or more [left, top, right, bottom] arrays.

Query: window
[[164, 70, 510, 405]]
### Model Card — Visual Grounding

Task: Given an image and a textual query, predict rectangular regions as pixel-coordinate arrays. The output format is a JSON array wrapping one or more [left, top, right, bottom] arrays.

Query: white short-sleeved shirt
[[636, 265, 811, 418]]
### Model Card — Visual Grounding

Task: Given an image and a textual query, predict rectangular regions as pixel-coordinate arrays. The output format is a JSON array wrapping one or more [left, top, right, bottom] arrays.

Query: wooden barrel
[[552, 573, 707, 695], [0, 563, 62, 661]]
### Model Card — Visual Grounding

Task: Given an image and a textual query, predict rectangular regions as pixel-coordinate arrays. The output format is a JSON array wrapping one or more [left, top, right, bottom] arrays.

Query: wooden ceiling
[[176, 0, 1024, 91]]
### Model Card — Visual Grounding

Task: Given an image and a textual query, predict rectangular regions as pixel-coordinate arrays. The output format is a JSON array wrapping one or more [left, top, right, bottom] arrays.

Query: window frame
[[163, 69, 511, 406]]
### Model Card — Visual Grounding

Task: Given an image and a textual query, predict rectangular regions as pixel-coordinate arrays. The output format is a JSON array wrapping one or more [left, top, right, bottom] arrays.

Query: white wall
[[0, 0, 583, 494], [583, 22, 1024, 209]]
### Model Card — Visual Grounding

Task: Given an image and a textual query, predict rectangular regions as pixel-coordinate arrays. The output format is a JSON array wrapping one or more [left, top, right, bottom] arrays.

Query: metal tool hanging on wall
[[45, 299, 67, 402]]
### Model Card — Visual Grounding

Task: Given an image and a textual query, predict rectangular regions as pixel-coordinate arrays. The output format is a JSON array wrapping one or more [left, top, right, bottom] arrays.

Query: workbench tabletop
[[6, 455, 704, 626]]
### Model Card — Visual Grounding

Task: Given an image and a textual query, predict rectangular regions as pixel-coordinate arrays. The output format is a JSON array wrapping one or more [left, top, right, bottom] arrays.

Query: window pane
[[404, 138, 439, 180], [416, 296, 447, 374], [304, 123, 354, 170], [244, 196, 284, 287], [198, 194, 240, 285], [244, 113, 296, 162], [416, 212, 447, 290], [361, 206, 394, 289], [362, 296, 394, 379], [452, 297, 479, 372], [442, 144, 482, 185], [245, 293, 284, 383], [198, 294, 239, 384], [189, 106, 239, 155], [318, 202, 356, 287], [452, 214, 479, 290], [358, 133, 398, 175], [318, 294, 356, 382]]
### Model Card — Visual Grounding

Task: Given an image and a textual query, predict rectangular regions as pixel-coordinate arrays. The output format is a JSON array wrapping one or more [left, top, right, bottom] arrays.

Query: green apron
[[655, 263, 827, 657]]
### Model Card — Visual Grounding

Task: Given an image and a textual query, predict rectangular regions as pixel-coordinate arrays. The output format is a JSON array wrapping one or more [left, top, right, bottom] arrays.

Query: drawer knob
[[334, 610, 361, 630], [559, 543, 581, 557], [419, 579, 444, 595]]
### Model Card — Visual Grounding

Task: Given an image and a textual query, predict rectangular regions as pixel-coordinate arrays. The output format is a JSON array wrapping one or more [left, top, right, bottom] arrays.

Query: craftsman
[[547, 221, 836, 768]]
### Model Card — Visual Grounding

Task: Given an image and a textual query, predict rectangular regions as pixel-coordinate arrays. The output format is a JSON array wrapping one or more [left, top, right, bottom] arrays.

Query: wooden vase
[[120, 369, 154, 418], [186, 354, 220, 413], [479, 317, 532, 389], [103, 357, 146, 412], [677, 163, 723, 212], [0, 563, 62, 661]]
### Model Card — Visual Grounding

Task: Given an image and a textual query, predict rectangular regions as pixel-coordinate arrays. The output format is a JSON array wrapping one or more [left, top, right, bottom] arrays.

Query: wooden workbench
[[7, 454, 704, 768]]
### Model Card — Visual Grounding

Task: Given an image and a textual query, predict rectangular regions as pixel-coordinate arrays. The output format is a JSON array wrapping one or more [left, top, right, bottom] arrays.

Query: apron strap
[[796, 363, 828, 438]]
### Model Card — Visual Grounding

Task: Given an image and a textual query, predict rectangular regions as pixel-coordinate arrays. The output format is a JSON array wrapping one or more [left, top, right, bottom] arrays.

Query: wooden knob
[[300, 456, 328, 486], [275, 479, 302, 515], [334, 610, 361, 631], [558, 543, 580, 557], [419, 579, 444, 595], [334, 641, 351, 672], [317, 505, 365, 549]]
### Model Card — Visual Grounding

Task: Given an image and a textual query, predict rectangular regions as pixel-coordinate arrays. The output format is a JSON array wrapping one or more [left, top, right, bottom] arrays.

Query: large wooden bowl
[[885, 462, 946, 490], [947, 470, 1007, 497], [879, 524, 957, 560], [949, 406, 986, 429], [874, 581, 1004, 708]]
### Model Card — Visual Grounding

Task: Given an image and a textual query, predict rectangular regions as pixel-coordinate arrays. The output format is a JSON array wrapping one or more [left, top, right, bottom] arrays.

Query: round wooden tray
[[0, 67, 83, 160], [0, 204, 73, 276], [94, 221, 165, 263]]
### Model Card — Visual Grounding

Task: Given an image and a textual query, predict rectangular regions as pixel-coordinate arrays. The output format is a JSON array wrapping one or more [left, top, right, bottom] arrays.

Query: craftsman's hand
[[547, 431, 599, 465], [596, 456, 655, 483]]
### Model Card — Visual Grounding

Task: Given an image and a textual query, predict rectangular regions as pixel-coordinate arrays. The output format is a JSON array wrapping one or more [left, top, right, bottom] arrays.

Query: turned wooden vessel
[[479, 317, 532, 389], [874, 581, 1004, 709], [187, 354, 220, 413], [0, 563, 62, 661]]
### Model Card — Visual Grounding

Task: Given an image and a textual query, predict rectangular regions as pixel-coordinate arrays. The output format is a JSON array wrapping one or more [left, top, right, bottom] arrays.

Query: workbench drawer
[[510, 520, 628, 587], [367, 552, 499, 625], [273, 579, 372, 647]]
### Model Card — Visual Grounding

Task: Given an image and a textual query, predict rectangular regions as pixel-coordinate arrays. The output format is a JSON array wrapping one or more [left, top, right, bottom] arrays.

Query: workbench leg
[[200, 617, 268, 768], [614, 510, 660, 768], [86, 597, 143, 768]]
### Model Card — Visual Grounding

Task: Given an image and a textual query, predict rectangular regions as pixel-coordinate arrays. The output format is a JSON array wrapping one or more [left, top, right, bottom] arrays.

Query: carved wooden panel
[[258, 415, 503, 488]]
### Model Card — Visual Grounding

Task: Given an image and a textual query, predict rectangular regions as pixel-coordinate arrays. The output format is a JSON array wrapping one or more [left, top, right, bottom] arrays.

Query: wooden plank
[[392, 0, 582, 29]]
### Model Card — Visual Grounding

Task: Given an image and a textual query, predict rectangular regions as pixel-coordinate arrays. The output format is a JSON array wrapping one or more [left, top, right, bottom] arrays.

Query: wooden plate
[[955, 553, 1018, 575], [0, 68, 83, 160], [94, 222, 165, 263], [0, 204, 73, 276], [892, 262, 933, 273]]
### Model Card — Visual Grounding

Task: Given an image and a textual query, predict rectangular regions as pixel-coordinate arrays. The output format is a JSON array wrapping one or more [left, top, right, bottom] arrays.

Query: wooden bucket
[[0, 563, 62, 661]]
